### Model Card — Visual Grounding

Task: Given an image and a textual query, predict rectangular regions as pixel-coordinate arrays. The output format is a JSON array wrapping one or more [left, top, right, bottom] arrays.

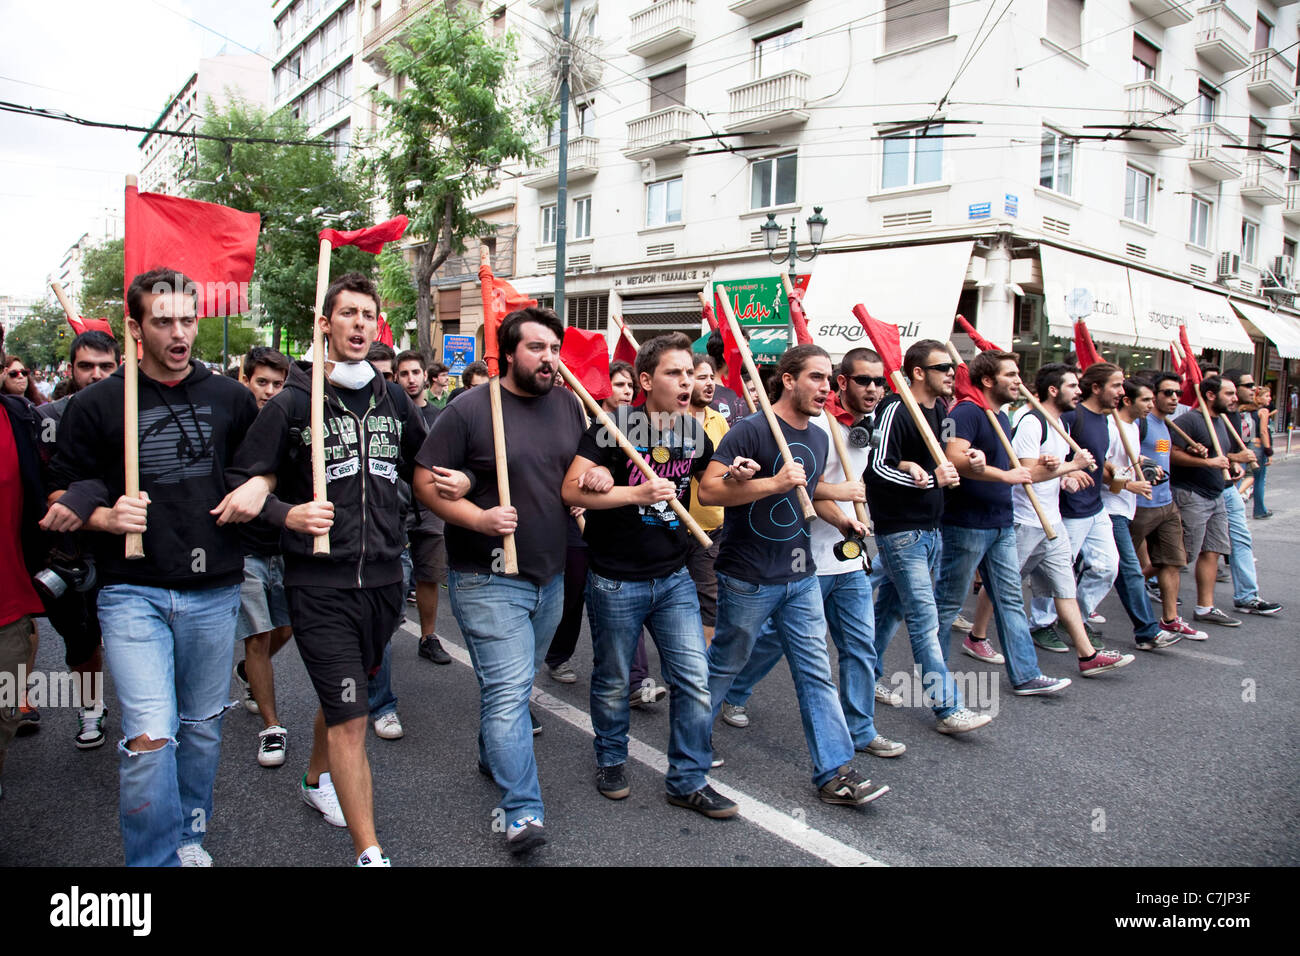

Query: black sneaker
[[530, 708, 542, 736], [16, 705, 40, 737], [506, 816, 546, 856], [1234, 597, 1282, 616], [595, 764, 631, 800], [818, 765, 889, 806], [666, 784, 738, 819], [418, 634, 452, 664]]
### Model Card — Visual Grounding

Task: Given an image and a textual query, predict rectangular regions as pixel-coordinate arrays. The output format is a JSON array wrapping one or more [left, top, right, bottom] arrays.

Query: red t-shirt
[[0, 412, 44, 625]]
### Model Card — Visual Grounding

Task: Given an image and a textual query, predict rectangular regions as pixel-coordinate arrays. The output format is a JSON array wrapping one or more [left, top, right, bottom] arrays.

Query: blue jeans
[[708, 573, 853, 787], [367, 641, 397, 719], [726, 570, 880, 748], [1222, 485, 1258, 604], [1109, 514, 1159, 641], [97, 582, 241, 867], [586, 567, 712, 795], [1252, 461, 1269, 516], [872, 528, 962, 717], [448, 570, 563, 826], [1029, 511, 1118, 627], [935, 524, 1043, 687]]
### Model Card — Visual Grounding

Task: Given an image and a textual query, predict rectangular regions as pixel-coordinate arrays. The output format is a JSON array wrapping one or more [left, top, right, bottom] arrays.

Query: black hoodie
[[227, 360, 426, 589], [48, 361, 259, 589]]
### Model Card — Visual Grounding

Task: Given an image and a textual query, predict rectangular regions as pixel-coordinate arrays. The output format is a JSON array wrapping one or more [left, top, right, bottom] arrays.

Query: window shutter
[[1132, 34, 1158, 72], [650, 67, 686, 112], [884, 0, 949, 52]]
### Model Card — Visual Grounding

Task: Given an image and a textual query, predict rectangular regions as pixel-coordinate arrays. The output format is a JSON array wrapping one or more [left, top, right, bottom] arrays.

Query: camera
[[1140, 461, 1167, 486], [833, 534, 871, 571], [33, 553, 97, 602], [848, 426, 871, 448]]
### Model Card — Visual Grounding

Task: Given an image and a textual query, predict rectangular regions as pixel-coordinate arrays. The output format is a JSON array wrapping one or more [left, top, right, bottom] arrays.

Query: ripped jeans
[[98, 583, 241, 866]]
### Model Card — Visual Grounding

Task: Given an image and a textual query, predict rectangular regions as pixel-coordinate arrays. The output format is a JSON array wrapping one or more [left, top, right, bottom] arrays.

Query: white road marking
[[1175, 648, 1244, 666], [399, 623, 887, 867]]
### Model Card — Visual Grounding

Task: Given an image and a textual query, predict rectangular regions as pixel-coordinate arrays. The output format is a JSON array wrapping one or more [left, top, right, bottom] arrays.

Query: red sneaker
[[1078, 649, 1135, 677], [1160, 617, 1207, 642]]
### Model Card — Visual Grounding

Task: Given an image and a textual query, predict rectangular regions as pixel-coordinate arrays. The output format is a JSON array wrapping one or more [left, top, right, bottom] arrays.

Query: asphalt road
[[3, 461, 1298, 867]]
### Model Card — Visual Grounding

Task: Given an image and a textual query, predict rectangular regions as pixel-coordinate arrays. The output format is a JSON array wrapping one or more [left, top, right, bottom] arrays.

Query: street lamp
[[762, 205, 828, 276]]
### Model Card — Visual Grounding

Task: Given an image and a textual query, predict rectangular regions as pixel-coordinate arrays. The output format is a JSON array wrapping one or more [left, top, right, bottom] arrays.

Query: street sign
[[442, 334, 475, 375], [1004, 193, 1018, 217], [968, 202, 991, 220]]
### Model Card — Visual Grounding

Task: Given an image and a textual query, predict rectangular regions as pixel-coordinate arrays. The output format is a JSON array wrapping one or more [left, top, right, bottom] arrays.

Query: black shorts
[[286, 583, 404, 726], [42, 587, 102, 668]]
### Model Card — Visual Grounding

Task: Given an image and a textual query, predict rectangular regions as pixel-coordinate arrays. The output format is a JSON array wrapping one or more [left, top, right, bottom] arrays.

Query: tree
[[187, 99, 375, 353], [377, 243, 418, 345], [78, 237, 126, 342], [4, 301, 67, 369], [367, 6, 550, 360], [193, 317, 260, 365]]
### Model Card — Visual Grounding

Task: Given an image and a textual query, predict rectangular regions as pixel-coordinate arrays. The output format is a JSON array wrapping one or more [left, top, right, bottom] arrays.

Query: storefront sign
[[614, 268, 712, 289]]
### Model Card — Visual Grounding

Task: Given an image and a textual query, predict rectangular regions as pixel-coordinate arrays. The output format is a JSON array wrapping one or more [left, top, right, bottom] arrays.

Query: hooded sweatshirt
[[48, 361, 259, 589], [227, 360, 427, 589]]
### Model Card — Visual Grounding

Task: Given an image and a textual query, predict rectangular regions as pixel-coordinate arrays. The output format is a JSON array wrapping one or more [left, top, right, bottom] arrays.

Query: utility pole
[[554, 0, 571, 321]]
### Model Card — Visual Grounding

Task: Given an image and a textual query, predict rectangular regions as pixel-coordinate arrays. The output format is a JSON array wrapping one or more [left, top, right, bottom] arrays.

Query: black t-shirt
[[1171, 409, 1231, 500], [942, 402, 1013, 529], [1058, 405, 1108, 518], [710, 385, 745, 428], [416, 383, 585, 585], [409, 401, 444, 535], [711, 413, 827, 585], [576, 408, 712, 580]]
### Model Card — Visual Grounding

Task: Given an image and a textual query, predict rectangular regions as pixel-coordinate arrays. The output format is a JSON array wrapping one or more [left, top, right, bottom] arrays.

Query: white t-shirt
[[810, 414, 870, 576], [1102, 415, 1139, 519], [1011, 408, 1067, 527]]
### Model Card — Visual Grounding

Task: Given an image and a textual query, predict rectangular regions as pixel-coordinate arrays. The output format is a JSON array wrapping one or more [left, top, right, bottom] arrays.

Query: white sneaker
[[257, 725, 288, 767], [952, 614, 974, 632], [373, 712, 404, 740], [177, 843, 212, 867], [874, 680, 903, 708], [301, 772, 347, 827], [75, 703, 107, 750], [356, 844, 391, 867], [1087, 611, 1106, 625], [936, 708, 993, 735]]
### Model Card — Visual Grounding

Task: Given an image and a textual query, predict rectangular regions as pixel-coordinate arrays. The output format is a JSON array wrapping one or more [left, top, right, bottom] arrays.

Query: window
[[573, 196, 591, 239], [754, 25, 802, 79], [545, 121, 560, 147], [646, 177, 683, 228], [1243, 219, 1259, 264], [1249, 117, 1266, 149], [323, 15, 338, 54], [751, 153, 797, 209], [574, 101, 591, 136], [1132, 34, 1158, 83], [1124, 165, 1152, 224], [1284, 238, 1297, 263], [1046, 0, 1083, 50], [541, 203, 557, 245], [1189, 197, 1211, 248], [371, 1, 381, 32], [1255, 14, 1272, 51], [649, 66, 685, 112], [1039, 128, 1075, 195], [491, 6, 507, 38], [881, 125, 944, 190], [1290, 146, 1300, 182], [1196, 81, 1217, 125], [884, 0, 949, 53]]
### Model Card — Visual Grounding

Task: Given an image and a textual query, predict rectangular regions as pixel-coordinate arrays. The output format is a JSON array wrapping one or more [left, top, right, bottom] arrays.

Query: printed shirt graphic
[[578, 407, 713, 581], [1138, 413, 1173, 508], [137, 403, 216, 484], [308, 387, 404, 488], [712, 413, 827, 585]]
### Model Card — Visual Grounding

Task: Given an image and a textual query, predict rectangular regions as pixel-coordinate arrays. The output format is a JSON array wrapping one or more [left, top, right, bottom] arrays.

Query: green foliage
[[78, 237, 126, 341], [187, 98, 375, 352], [4, 300, 68, 369], [193, 316, 261, 365], [377, 243, 417, 336]]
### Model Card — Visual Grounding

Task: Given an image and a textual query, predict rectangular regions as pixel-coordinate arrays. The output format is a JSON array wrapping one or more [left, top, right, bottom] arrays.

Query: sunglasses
[[849, 375, 888, 387], [924, 363, 955, 373], [7, 369, 28, 378], [1157, 388, 1180, 397]]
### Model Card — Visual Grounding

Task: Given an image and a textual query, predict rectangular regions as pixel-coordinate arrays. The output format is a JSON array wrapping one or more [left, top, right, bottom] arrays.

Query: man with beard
[[415, 306, 586, 856], [934, 350, 1073, 695], [699, 345, 887, 806], [1218, 370, 1281, 617], [868, 339, 993, 734], [685, 355, 728, 645], [561, 333, 734, 817]]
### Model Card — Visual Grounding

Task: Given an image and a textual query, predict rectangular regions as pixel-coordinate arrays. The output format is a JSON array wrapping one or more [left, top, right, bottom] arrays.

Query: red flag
[[719, 313, 746, 396], [1178, 324, 1201, 406], [124, 185, 260, 317], [953, 361, 989, 410], [66, 315, 115, 338], [786, 283, 813, 346], [850, 304, 902, 383], [1169, 344, 1185, 378], [954, 314, 1002, 352], [611, 316, 638, 367], [824, 390, 855, 426], [1072, 319, 1103, 371], [377, 313, 394, 348], [319, 215, 408, 254], [479, 259, 537, 376], [701, 301, 719, 332], [561, 327, 613, 402]]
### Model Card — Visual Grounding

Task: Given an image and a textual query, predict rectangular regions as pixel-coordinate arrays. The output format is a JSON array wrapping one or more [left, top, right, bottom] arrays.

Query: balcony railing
[[624, 106, 694, 158], [1248, 48, 1297, 106], [1195, 3, 1251, 73], [1124, 80, 1185, 148], [1241, 156, 1286, 204], [1128, 0, 1195, 29], [1189, 122, 1242, 181], [361, 0, 435, 68], [728, 0, 806, 17], [628, 0, 696, 58], [524, 136, 600, 188], [1283, 180, 1300, 222], [726, 69, 809, 133]]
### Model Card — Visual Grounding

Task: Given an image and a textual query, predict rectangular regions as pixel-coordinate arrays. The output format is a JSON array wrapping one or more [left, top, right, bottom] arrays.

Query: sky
[[0, 0, 271, 299]]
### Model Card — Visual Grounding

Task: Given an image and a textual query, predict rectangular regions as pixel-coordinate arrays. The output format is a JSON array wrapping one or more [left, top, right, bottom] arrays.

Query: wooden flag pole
[[480, 246, 518, 575], [945, 342, 1054, 540], [715, 285, 815, 519], [1016, 388, 1097, 471], [50, 281, 78, 324], [1170, 338, 1231, 480], [822, 409, 869, 527], [611, 313, 640, 355], [557, 362, 712, 549], [705, 289, 755, 413], [887, 368, 949, 470], [122, 176, 145, 559], [310, 238, 332, 555]]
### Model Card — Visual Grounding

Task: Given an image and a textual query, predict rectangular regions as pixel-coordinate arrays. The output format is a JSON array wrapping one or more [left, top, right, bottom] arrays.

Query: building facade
[[0, 294, 40, 337]]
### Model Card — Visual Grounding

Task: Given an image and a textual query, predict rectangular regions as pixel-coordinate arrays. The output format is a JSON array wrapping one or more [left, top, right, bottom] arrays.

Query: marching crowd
[[0, 267, 1285, 867]]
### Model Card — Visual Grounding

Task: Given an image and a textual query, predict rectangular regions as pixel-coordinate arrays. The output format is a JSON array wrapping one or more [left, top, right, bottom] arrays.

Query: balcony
[[1128, 0, 1194, 29], [1248, 49, 1296, 106], [726, 69, 809, 133], [361, 0, 435, 70], [523, 136, 600, 188], [1189, 122, 1242, 181], [528, 0, 564, 11], [1124, 81, 1186, 148], [1290, 89, 1300, 133], [1241, 156, 1286, 204], [1195, 3, 1250, 73], [728, 0, 807, 17], [1283, 180, 1300, 224], [624, 106, 694, 159], [524, 57, 553, 94], [628, 0, 695, 58]]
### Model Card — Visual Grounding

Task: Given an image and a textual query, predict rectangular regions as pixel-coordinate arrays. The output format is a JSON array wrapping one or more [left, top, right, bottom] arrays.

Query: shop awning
[[797, 241, 974, 357], [1039, 245, 1138, 346], [692, 324, 788, 361], [1126, 269, 1251, 355], [1229, 299, 1300, 359]]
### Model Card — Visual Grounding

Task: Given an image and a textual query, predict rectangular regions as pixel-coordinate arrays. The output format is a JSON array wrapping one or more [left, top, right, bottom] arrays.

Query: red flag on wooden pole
[[1072, 319, 1104, 370], [561, 327, 614, 402], [319, 215, 408, 254], [954, 314, 1001, 352]]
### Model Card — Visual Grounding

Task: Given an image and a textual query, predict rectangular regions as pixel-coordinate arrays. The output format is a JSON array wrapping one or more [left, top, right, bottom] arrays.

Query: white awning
[[1125, 267, 1255, 355], [1229, 300, 1300, 359], [1187, 286, 1255, 356], [1039, 245, 1137, 346], [798, 241, 974, 358]]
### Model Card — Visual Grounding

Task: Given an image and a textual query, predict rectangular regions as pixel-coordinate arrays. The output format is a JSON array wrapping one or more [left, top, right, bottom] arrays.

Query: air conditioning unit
[[1217, 252, 1241, 282], [1272, 254, 1294, 287]]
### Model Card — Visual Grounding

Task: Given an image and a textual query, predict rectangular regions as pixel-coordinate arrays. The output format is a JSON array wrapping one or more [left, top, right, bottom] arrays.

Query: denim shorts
[[235, 554, 291, 641]]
